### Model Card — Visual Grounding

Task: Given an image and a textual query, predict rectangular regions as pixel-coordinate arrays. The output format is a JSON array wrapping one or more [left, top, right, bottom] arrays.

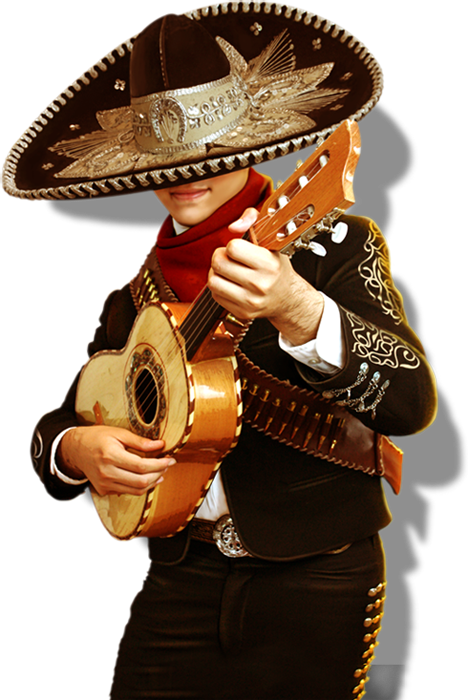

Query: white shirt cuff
[[278, 293, 345, 374], [50, 428, 89, 485]]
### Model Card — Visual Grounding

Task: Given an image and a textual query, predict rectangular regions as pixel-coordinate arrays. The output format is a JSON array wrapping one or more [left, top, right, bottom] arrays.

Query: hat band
[[131, 74, 250, 155]]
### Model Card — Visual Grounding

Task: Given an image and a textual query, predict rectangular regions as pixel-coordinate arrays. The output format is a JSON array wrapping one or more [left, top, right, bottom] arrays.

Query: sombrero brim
[[3, 3, 383, 201]]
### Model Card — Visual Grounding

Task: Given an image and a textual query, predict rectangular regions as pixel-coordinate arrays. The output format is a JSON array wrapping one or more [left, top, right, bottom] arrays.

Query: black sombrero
[[3, 3, 382, 201]]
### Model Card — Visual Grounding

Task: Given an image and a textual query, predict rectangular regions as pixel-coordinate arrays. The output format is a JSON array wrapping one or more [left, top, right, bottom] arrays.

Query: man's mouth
[[170, 186, 209, 202]]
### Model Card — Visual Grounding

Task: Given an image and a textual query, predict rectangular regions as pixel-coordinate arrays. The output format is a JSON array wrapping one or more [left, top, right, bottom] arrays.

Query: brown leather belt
[[191, 516, 351, 558], [192, 516, 252, 558]]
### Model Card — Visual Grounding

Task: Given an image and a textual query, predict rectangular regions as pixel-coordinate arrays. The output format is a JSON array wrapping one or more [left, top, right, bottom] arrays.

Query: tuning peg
[[331, 222, 348, 244], [310, 242, 327, 257], [276, 180, 283, 189], [296, 159, 303, 169]]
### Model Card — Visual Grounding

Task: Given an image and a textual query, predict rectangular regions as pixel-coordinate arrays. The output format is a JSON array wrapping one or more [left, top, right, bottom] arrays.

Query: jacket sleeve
[[31, 285, 136, 500], [294, 216, 437, 436]]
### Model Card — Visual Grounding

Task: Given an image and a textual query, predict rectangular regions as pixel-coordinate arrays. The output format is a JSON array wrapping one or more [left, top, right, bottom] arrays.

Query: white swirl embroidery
[[31, 429, 44, 467], [345, 310, 420, 370], [358, 221, 405, 325]]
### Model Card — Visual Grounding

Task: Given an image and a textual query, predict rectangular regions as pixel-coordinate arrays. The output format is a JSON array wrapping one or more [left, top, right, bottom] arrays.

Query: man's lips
[[170, 187, 209, 202]]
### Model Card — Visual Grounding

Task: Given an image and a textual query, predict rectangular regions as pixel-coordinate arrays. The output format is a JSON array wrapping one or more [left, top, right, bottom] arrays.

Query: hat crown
[[130, 14, 230, 98]]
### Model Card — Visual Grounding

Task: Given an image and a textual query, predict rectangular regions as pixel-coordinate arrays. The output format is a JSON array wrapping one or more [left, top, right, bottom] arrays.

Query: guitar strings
[[134, 205, 273, 421], [131, 159, 327, 423]]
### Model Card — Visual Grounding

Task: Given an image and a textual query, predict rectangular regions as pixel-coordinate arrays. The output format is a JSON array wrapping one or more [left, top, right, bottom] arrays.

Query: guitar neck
[[178, 229, 253, 361], [178, 120, 361, 361], [179, 287, 226, 361]]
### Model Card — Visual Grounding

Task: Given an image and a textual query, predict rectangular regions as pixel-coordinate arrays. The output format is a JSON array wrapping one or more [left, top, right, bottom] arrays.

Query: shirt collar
[[173, 218, 190, 236]]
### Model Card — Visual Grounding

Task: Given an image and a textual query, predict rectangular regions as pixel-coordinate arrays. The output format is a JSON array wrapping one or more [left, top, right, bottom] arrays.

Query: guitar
[[75, 119, 361, 540]]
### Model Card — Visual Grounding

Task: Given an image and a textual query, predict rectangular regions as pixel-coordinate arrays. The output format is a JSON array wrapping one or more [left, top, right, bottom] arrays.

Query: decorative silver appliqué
[[322, 362, 390, 419]]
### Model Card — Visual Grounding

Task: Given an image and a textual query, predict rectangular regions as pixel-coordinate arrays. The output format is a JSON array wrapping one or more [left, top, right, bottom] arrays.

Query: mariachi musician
[[4, 6, 436, 700]]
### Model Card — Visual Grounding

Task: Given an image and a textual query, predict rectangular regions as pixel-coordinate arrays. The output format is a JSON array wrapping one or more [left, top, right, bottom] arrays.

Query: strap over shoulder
[[130, 241, 179, 309]]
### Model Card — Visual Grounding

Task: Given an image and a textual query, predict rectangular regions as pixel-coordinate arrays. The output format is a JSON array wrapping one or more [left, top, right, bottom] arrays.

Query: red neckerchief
[[156, 168, 272, 301]]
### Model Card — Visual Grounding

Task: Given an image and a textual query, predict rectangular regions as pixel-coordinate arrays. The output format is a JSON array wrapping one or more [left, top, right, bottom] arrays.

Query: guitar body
[[75, 301, 242, 539]]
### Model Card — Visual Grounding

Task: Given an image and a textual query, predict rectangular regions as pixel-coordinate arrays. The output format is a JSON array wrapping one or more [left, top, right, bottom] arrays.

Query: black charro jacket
[[31, 215, 437, 563]]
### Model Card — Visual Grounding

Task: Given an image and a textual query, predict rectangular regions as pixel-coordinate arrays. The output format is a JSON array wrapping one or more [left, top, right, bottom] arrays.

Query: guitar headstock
[[251, 120, 361, 255]]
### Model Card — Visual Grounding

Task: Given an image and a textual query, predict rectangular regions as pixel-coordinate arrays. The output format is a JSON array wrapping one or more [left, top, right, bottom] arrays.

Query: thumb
[[228, 207, 259, 233], [116, 430, 165, 454]]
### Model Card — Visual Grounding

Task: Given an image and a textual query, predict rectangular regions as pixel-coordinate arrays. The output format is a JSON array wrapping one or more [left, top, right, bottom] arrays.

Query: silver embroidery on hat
[[3, 4, 384, 201], [131, 74, 249, 153], [49, 29, 349, 180]]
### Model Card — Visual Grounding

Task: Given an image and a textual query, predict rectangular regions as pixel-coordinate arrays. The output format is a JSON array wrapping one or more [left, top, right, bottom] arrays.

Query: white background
[[0, 0, 450, 697], [367, 0, 438, 49]]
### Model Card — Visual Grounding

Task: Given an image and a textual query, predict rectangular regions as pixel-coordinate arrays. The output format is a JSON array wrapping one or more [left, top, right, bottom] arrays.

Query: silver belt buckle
[[213, 515, 252, 558]]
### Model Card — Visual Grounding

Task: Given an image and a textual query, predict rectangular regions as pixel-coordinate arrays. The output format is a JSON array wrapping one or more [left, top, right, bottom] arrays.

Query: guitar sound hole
[[135, 368, 158, 425]]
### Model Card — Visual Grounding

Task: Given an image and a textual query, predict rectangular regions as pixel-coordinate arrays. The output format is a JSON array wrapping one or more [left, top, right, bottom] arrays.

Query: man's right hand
[[57, 425, 175, 496]]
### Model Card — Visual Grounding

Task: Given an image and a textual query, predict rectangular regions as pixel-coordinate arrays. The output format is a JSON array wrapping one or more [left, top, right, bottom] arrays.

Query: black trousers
[[110, 534, 385, 700]]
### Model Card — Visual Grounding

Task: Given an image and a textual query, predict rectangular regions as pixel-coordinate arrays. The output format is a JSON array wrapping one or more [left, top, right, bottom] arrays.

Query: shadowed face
[[155, 169, 249, 227]]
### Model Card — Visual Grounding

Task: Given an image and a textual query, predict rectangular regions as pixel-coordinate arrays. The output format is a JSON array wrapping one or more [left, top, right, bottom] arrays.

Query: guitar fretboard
[[178, 229, 253, 361], [179, 287, 226, 361]]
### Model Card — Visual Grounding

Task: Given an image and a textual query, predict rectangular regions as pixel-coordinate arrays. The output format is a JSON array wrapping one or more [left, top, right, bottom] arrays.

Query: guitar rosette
[[125, 347, 167, 439]]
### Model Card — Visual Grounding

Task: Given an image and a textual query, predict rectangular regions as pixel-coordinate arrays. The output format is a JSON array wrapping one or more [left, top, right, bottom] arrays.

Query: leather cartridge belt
[[191, 516, 351, 558], [236, 350, 402, 494]]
